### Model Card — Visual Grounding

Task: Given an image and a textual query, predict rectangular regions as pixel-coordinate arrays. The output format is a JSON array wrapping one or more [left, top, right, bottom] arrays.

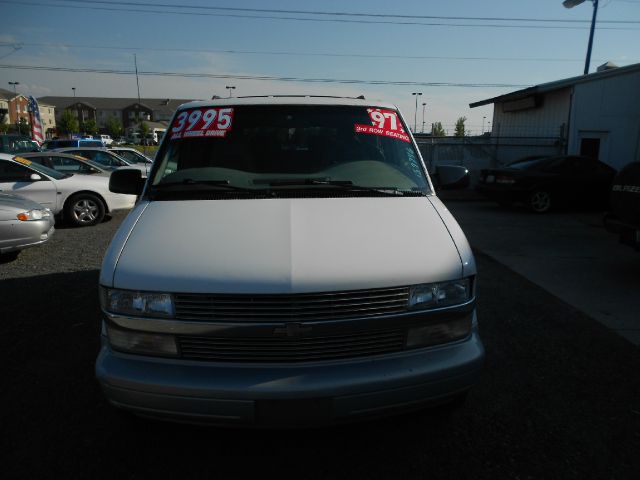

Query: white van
[[94, 134, 113, 146], [97, 96, 484, 427]]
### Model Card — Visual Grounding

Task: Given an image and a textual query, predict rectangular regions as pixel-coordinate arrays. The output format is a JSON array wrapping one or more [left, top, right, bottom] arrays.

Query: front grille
[[174, 286, 410, 322], [178, 329, 406, 362]]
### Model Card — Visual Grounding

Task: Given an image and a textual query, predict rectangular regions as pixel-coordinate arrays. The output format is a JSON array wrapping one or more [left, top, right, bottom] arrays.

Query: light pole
[[226, 86, 236, 97], [72, 87, 76, 98], [482, 116, 486, 134], [8, 81, 20, 134], [563, 0, 599, 75], [421, 102, 427, 133], [411, 92, 422, 133]]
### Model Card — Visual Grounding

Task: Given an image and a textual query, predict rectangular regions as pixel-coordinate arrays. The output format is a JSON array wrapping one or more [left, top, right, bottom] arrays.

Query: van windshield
[[151, 105, 430, 197]]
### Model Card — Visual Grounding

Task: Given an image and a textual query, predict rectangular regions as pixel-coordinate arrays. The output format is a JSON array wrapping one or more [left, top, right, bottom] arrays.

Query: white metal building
[[470, 62, 640, 171]]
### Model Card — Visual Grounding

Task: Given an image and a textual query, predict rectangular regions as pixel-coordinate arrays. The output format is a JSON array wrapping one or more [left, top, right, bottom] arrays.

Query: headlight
[[16, 209, 51, 221], [100, 287, 175, 318], [408, 278, 472, 310]]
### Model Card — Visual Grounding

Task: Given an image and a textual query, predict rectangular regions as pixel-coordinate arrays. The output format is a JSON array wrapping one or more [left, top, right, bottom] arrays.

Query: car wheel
[[65, 193, 105, 227], [529, 190, 552, 213]]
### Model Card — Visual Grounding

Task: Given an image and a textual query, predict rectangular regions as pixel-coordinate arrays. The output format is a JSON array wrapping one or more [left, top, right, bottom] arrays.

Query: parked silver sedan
[[0, 193, 55, 259]]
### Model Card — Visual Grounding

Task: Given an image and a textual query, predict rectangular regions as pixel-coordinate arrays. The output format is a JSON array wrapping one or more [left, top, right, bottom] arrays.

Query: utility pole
[[411, 92, 422, 133], [563, 0, 599, 75]]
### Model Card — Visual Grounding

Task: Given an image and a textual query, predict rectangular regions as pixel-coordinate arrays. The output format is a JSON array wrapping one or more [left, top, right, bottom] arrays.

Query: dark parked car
[[476, 155, 616, 213], [42, 139, 104, 150], [604, 162, 640, 251], [0, 134, 41, 154]]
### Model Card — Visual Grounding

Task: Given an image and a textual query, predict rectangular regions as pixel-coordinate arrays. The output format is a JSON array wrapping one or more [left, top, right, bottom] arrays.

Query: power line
[[2, 1, 639, 30], [46, 0, 640, 24], [2, 41, 627, 64], [0, 63, 530, 88]]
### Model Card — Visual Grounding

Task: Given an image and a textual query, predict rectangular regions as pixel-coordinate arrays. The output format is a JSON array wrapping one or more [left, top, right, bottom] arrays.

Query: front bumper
[[96, 313, 484, 427], [0, 222, 54, 254]]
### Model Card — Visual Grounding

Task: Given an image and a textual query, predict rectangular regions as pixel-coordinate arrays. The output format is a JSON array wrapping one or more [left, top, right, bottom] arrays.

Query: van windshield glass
[[151, 105, 430, 196]]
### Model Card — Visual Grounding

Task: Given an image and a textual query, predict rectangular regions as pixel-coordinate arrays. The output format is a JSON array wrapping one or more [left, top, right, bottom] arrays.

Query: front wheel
[[529, 190, 552, 213], [65, 193, 105, 227]]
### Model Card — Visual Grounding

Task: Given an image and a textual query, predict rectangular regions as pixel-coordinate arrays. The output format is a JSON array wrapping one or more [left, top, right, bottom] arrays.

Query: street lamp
[[482, 116, 486, 134], [72, 87, 76, 98], [8, 82, 20, 134], [226, 86, 236, 97], [421, 102, 427, 133], [411, 92, 422, 133], [563, 0, 599, 75]]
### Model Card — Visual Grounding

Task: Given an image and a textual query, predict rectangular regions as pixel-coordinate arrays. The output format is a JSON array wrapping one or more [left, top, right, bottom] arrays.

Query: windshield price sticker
[[14, 156, 33, 166], [355, 108, 410, 143], [170, 108, 234, 139]]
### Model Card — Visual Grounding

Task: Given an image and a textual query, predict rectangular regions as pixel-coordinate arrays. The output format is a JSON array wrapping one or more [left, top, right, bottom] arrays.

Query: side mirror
[[434, 165, 470, 190], [110, 168, 145, 195], [30, 173, 42, 181]]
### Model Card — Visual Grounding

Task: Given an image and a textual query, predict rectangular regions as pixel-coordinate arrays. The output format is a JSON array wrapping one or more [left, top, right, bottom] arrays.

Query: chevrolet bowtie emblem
[[273, 323, 313, 338]]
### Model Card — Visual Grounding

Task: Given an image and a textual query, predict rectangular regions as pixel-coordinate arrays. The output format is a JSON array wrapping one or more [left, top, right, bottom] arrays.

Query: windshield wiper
[[258, 178, 409, 196], [152, 179, 254, 192]]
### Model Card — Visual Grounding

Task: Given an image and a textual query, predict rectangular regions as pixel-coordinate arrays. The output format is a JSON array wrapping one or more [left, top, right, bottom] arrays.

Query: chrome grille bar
[[174, 286, 410, 322]]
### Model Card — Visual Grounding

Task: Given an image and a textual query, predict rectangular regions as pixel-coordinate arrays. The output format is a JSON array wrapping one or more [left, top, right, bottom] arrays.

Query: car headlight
[[16, 208, 51, 221], [408, 278, 472, 310], [100, 287, 175, 318]]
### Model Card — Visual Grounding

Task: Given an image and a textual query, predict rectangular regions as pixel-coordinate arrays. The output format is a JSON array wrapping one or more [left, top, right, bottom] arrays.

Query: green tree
[[138, 121, 149, 138], [58, 109, 79, 137], [0, 122, 9, 134], [105, 116, 123, 139], [454, 116, 467, 138], [16, 117, 30, 135], [83, 118, 98, 135], [431, 121, 446, 137]]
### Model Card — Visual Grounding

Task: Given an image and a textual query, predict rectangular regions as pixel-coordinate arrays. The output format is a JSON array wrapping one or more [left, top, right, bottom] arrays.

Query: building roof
[[470, 62, 640, 108], [37, 96, 198, 114], [0, 88, 15, 100]]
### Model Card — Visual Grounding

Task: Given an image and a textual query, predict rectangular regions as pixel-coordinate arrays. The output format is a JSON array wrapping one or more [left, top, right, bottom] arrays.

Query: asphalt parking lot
[[444, 198, 640, 345], [2, 207, 640, 479]]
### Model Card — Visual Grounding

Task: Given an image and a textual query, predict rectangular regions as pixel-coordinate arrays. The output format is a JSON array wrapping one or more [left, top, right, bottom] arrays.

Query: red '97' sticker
[[355, 108, 410, 143], [170, 108, 234, 140]]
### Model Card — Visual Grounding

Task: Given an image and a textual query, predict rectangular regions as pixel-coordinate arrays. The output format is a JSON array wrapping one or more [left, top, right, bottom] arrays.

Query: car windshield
[[151, 105, 430, 196], [114, 149, 150, 164], [75, 157, 110, 171], [14, 156, 68, 180]]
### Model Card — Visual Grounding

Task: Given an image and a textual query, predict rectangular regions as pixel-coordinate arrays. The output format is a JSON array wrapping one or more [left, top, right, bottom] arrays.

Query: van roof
[[178, 95, 397, 111]]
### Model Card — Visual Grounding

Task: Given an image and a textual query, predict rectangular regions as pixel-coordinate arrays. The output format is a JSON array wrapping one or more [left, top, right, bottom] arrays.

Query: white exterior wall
[[492, 88, 571, 138], [568, 70, 640, 171], [39, 103, 56, 131]]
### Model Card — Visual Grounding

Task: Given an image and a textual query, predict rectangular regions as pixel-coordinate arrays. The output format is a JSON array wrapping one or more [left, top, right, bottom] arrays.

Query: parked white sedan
[[0, 153, 137, 227]]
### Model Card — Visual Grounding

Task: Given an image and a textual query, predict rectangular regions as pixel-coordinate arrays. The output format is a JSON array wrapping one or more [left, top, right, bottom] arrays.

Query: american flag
[[27, 96, 44, 145]]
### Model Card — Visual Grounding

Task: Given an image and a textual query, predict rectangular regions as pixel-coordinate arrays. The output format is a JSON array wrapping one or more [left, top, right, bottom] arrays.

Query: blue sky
[[1, 0, 639, 134]]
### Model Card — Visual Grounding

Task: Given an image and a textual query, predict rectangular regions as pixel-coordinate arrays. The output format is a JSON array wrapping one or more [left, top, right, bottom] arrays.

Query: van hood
[[106, 197, 464, 294]]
